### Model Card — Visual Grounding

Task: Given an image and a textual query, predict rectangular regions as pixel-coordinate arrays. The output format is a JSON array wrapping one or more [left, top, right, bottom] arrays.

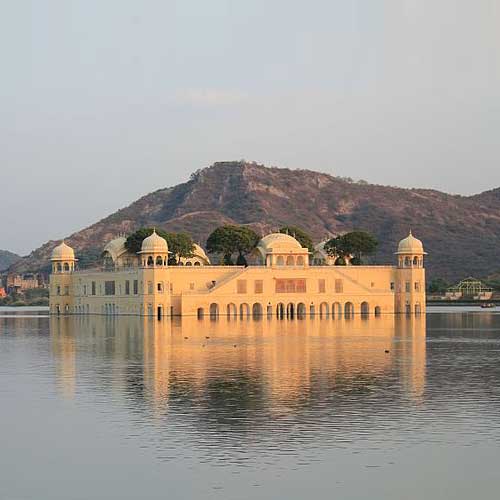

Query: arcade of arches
[[198, 300, 395, 319]]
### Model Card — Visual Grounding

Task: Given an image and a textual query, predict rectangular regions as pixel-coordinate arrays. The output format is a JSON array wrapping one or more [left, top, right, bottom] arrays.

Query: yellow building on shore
[[49, 231, 426, 318]]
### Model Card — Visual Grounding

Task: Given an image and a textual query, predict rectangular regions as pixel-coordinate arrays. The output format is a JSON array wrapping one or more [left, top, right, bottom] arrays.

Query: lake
[[1, 307, 499, 500]]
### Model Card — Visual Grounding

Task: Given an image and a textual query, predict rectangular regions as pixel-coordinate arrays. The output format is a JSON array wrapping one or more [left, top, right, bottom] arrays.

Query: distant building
[[49, 231, 427, 317], [6, 273, 43, 293], [445, 277, 493, 301]]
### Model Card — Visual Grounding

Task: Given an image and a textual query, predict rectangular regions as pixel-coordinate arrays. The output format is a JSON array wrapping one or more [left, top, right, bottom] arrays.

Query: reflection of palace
[[51, 315, 426, 411], [49, 231, 426, 317]]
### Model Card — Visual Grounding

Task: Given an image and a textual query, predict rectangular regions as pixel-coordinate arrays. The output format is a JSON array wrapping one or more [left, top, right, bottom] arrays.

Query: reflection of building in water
[[51, 317, 76, 398], [49, 231, 427, 318], [50, 315, 426, 412]]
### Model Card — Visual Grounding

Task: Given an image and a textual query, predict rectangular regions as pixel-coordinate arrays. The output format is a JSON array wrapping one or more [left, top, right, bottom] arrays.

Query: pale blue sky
[[2, 1, 500, 254]]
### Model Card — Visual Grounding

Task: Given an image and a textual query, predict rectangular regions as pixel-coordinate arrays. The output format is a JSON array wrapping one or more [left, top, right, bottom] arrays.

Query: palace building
[[49, 231, 427, 318]]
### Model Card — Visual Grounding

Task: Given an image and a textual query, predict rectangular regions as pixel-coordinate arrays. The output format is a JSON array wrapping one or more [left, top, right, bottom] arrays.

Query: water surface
[[1, 308, 499, 499]]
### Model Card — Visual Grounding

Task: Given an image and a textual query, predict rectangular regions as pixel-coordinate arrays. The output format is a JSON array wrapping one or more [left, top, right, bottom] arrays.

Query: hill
[[9, 161, 500, 280], [0, 250, 21, 272]]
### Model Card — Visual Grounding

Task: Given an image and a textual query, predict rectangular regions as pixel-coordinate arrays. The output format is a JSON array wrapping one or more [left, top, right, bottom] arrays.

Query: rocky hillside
[[10, 161, 500, 280], [0, 250, 20, 272]]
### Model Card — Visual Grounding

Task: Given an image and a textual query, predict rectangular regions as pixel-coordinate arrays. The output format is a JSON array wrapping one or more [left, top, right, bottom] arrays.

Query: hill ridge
[[9, 161, 500, 280]]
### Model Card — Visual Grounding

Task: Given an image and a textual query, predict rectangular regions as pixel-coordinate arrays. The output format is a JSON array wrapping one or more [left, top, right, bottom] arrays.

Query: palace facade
[[49, 231, 427, 318]]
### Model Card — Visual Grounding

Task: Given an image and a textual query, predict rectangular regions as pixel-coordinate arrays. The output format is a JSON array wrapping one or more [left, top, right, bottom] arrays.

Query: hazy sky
[[2, 0, 500, 255]]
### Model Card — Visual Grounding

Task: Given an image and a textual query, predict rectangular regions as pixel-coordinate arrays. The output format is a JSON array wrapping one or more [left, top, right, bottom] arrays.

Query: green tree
[[165, 232, 195, 265], [125, 228, 195, 264], [279, 226, 314, 252], [324, 231, 378, 265], [206, 225, 259, 266], [428, 278, 450, 294], [323, 236, 343, 259]]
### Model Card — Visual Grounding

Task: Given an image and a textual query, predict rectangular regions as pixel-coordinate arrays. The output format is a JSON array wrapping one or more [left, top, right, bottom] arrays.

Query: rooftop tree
[[279, 226, 314, 253], [324, 231, 378, 265], [206, 225, 260, 266]]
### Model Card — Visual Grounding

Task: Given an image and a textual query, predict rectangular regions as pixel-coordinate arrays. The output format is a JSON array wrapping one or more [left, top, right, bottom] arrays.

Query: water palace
[[49, 231, 427, 318]]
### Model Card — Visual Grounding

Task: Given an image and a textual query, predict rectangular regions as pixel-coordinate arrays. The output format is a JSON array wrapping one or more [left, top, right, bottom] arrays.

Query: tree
[[324, 231, 378, 265], [125, 228, 195, 264], [324, 236, 343, 259], [206, 225, 259, 266], [165, 232, 195, 265], [279, 226, 314, 252], [428, 278, 450, 294]]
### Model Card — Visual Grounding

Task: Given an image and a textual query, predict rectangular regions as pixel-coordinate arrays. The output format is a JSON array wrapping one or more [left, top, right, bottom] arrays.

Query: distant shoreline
[[427, 300, 499, 306]]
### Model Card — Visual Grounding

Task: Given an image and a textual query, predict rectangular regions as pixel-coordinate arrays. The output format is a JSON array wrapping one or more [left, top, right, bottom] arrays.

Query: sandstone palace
[[49, 231, 426, 318]]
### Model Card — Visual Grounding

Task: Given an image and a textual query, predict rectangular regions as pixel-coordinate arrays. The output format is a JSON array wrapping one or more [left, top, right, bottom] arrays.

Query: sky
[[1, 0, 500, 255]]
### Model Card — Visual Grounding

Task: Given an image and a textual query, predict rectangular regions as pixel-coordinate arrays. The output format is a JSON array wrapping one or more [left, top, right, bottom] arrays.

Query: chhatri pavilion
[[49, 231, 427, 318]]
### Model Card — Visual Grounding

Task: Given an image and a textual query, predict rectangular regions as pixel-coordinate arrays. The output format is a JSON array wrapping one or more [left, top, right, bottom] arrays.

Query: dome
[[103, 236, 127, 260], [51, 241, 75, 261], [179, 243, 211, 265], [192, 244, 209, 262], [396, 231, 426, 255], [257, 233, 304, 253], [314, 240, 328, 257], [140, 230, 168, 254]]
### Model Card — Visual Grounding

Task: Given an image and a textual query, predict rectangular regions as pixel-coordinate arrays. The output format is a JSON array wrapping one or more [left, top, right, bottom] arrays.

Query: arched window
[[297, 303, 307, 318], [345, 302, 354, 316], [209, 303, 219, 318], [319, 302, 329, 317], [413, 256, 419, 266], [147, 256, 154, 266], [286, 303, 295, 318], [194, 262, 201, 266], [286, 255, 295, 266], [296, 256, 304, 266], [361, 302, 369, 315], [156, 256, 163, 266], [404, 257, 411, 267], [252, 303, 263, 317], [276, 303, 285, 319], [276, 256, 285, 266], [57, 263, 62, 272], [374, 306, 381, 316], [185, 261, 192, 266], [63, 263, 70, 272], [332, 302, 342, 317], [227, 303, 237, 317], [240, 303, 250, 317], [197, 307, 204, 319]]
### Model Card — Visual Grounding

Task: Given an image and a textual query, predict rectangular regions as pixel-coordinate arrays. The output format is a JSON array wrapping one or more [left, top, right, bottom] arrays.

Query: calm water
[[1, 308, 500, 500]]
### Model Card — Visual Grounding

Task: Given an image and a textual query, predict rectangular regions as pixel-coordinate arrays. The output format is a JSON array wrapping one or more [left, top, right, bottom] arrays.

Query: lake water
[[1, 307, 500, 500]]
